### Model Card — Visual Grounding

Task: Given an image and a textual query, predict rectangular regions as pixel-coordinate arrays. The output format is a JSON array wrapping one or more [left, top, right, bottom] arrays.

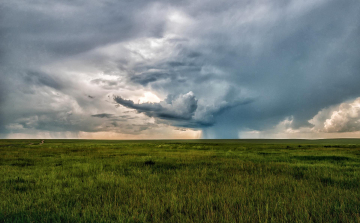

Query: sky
[[0, 0, 360, 139]]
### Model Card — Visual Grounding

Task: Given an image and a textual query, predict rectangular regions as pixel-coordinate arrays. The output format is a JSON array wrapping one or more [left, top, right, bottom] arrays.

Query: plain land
[[0, 139, 360, 222]]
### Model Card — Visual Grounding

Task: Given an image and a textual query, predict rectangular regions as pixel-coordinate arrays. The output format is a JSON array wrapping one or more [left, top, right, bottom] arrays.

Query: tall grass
[[0, 139, 360, 222]]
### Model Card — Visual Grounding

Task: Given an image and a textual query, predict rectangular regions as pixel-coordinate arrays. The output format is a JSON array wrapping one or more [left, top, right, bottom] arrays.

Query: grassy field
[[0, 139, 360, 222]]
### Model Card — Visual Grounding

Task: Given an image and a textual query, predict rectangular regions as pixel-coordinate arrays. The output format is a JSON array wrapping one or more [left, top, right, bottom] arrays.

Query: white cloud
[[311, 98, 360, 133], [240, 98, 360, 139]]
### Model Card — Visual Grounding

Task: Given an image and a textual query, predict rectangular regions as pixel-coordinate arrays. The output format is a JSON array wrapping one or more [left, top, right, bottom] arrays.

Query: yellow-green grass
[[0, 139, 360, 222]]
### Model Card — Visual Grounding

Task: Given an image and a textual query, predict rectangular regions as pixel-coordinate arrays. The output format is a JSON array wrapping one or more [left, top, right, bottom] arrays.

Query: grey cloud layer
[[1, 0, 360, 138]]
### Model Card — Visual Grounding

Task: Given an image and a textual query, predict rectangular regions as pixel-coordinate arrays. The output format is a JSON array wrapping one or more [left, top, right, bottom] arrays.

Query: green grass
[[1, 139, 360, 222]]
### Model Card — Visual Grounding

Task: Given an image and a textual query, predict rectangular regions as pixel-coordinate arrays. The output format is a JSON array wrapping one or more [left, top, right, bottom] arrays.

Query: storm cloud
[[1, 0, 360, 139], [91, 113, 114, 119], [114, 92, 198, 123]]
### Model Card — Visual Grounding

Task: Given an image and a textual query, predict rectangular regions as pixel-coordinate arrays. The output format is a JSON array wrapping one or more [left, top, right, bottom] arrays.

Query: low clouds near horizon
[[1, 0, 360, 139]]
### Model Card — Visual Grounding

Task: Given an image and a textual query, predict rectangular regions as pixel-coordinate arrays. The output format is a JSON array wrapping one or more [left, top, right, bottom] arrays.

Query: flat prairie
[[1, 139, 360, 222]]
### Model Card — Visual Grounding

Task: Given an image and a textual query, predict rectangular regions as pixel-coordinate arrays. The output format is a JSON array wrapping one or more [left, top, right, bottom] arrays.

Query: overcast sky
[[1, 0, 360, 139]]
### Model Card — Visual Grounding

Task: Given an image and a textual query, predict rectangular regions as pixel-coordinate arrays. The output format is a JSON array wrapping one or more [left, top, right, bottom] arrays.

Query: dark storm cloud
[[1, 0, 166, 58], [114, 91, 254, 128], [167, 61, 186, 67], [114, 92, 198, 121], [1, 0, 360, 138], [25, 71, 64, 90], [130, 72, 170, 86], [185, 0, 360, 137], [91, 113, 114, 118]]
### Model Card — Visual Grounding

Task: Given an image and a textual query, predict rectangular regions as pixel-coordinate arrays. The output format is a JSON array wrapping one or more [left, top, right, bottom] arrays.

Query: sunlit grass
[[1, 139, 360, 222]]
